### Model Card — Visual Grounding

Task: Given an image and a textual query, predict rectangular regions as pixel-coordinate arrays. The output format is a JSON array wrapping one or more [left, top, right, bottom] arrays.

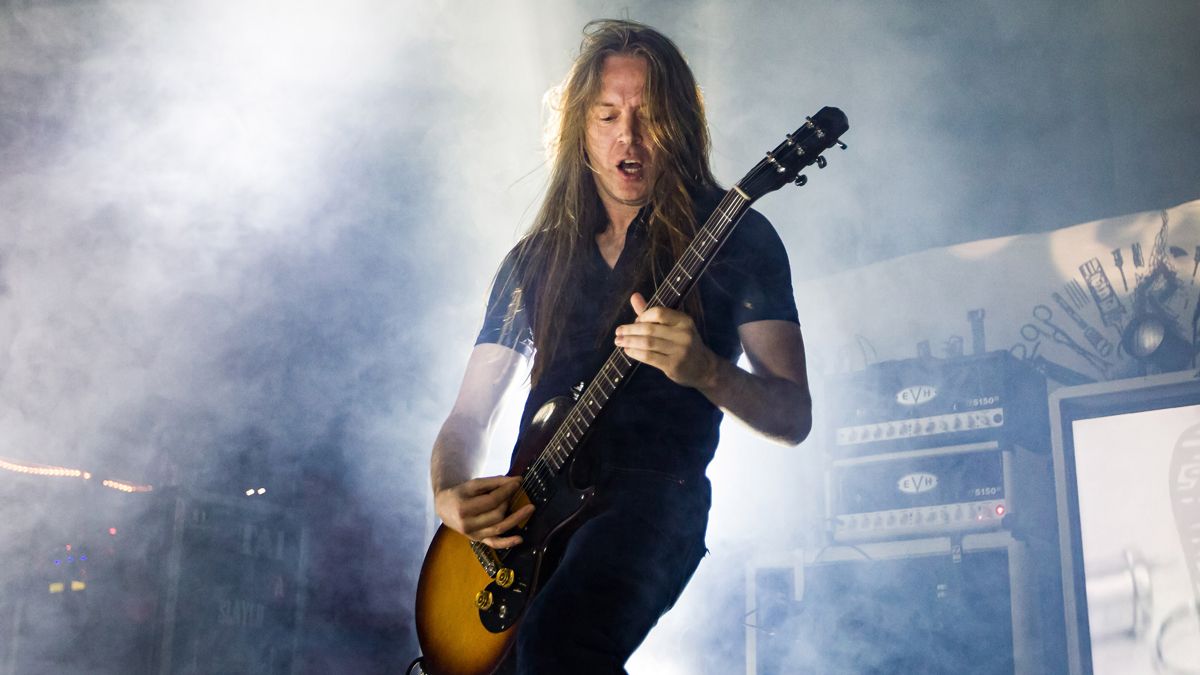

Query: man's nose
[[617, 115, 641, 146]]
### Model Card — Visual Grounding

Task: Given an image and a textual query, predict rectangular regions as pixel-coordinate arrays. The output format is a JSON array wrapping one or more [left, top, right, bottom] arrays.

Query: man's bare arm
[[696, 319, 812, 445], [430, 343, 534, 548]]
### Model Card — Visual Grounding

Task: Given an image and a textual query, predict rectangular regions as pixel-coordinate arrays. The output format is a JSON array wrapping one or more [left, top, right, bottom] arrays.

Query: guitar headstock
[[737, 106, 848, 201]]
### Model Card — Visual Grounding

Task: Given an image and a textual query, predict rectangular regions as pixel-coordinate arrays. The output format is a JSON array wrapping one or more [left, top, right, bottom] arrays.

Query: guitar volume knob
[[495, 568, 515, 588], [475, 590, 494, 611]]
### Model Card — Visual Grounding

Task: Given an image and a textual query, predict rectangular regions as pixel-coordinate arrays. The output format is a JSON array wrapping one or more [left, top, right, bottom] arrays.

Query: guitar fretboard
[[519, 188, 753, 503]]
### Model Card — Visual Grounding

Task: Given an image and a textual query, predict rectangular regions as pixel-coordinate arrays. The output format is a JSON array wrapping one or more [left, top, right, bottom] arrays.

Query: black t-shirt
[[475, 193, 798, 480]]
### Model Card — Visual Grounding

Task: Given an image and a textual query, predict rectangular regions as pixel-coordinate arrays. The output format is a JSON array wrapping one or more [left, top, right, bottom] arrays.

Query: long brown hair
[[517, 19, 719, 386]]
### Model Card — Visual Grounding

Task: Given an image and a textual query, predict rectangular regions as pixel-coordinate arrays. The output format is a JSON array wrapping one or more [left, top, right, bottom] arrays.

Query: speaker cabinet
[[745, 533, 1066, 675]]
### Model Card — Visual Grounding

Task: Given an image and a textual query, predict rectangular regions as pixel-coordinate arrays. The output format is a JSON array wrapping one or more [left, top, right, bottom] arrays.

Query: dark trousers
[[513, 467, 710, 674]]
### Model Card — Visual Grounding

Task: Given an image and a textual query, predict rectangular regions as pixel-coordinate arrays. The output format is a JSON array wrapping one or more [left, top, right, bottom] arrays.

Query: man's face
[[585, 53, 658, 222]]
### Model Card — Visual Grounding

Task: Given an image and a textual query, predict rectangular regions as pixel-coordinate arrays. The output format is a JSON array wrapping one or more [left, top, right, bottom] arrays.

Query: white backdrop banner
[[796, 199, 1200, 387]]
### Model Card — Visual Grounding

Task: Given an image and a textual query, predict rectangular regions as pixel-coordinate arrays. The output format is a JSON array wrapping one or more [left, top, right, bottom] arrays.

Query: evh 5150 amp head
[[826, 351, 1049, 457], [825, 440, 1056, 544]]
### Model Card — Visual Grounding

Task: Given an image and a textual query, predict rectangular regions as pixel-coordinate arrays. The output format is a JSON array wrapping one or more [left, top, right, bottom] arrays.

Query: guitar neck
[[646, 187, 753, 312], [522, 188, 755, 488]]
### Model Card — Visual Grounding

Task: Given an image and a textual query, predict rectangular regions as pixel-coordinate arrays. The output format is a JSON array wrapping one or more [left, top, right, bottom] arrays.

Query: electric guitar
[[415, 106, 848, 675]]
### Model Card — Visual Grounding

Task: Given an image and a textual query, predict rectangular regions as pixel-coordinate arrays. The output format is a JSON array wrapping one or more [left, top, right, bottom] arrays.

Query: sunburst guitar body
[[415, 397, 592, 675]]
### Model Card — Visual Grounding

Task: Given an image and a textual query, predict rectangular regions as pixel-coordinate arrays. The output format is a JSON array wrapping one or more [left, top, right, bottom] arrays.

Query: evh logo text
[[896, 385, 937, 406], [898, 472, 938, 494]]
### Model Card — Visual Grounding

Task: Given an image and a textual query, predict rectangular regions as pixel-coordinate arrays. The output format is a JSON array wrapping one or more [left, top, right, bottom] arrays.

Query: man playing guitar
[[428, 19, 813, 673]]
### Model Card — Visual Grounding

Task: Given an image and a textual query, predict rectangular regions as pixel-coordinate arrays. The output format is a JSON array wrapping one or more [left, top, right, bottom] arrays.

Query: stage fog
[[0, 1, 1197, 673]]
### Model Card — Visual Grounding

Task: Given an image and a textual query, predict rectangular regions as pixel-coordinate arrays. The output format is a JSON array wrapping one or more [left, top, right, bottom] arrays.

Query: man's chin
[[595, 176, 653, 211], [612, 182, 652, 206]]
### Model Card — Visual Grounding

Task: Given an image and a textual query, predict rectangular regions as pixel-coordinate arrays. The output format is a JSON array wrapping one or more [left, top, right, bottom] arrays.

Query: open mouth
[[617, 159, 643, 177]]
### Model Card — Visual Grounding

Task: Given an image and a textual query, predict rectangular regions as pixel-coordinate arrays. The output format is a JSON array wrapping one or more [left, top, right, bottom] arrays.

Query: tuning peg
[[816, 156, 828, 169], [794, 175, 808, 187]]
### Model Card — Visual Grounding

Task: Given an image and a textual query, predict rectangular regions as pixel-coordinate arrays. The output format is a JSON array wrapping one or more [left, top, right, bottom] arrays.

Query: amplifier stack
[[745, 351, 1068, 674], [0, 484, 306, 675], [824, 350, 1055, 546]]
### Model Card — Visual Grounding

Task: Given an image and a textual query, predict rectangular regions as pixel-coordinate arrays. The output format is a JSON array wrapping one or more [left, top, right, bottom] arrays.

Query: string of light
[[0, 456, 152, 493], [0, 457, 89, 479], [101, 479, 154, 493]]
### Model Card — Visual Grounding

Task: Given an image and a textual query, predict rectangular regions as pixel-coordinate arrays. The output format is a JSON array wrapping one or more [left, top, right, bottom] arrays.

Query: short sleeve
[[474, 246, 535, 358], [712, 209, 799, 326]]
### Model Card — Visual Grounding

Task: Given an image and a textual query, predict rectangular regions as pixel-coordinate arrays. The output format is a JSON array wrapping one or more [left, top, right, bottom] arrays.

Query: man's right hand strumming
[[435, 475, 535, 550]]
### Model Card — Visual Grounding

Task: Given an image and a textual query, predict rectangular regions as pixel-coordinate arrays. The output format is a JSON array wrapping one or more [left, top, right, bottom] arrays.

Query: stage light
[[1121, 314, 1194, 372], [257, 487, 266, 495], [245, 489, 255, 496], [1126, 316, 1165, 357]]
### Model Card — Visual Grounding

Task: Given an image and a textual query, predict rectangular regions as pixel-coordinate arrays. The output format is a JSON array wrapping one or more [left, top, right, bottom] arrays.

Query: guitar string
[[517, 189, 747, 490], [470, 124, 831, 574], [514, 188, 750, 506], [470, 153, 796, 569], [469, 182, 762, 570], [511, 158, 791, 505]]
